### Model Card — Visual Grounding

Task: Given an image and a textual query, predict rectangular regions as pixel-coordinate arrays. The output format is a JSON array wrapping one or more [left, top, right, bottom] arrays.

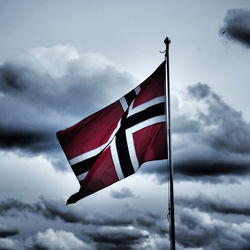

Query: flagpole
[[164, 37, 176, 250]]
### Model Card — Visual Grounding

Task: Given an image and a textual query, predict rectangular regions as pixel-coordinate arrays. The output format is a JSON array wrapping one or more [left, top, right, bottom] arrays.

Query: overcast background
[[1, 1, 250, 249]]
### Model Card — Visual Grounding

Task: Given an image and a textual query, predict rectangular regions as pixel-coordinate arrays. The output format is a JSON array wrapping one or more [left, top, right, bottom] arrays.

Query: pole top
[[164, 37, 171, 46], [163, 37, 171, 58]]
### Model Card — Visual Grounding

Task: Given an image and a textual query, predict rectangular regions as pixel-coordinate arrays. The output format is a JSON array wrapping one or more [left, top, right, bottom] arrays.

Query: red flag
[[57, 62, 167, 204]]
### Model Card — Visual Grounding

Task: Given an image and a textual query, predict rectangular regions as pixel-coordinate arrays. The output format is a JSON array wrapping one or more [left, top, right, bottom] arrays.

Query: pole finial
[[160, 37, 171, 56], [164, 37, 171, 45], [163, 37, 171, 58]]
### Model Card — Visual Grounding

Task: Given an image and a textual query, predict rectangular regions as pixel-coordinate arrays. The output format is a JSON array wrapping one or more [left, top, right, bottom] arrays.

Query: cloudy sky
[[1, 0, 250, 249]]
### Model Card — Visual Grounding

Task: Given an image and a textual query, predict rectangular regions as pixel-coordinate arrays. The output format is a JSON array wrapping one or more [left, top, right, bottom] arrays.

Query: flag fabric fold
[[56, 62, 167, 204]]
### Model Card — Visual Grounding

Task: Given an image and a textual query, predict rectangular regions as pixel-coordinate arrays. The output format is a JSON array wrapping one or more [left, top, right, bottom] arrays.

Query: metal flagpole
[[164, 37, 176, 250]]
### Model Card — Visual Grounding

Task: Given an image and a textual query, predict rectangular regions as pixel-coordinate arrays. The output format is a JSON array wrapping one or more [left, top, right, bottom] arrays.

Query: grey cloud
[[37, 198, 83, 224], [0, 199, 34, 215], [25, 228, 90, 250], [0, 198, 167, 233], [176, 193, 250, 216], [135, 213, 160, 229], [0, 64, 27, 92], [0, 46, 134, 170], [0, 198, 134, 226], [0, 198, 84, 224], [220, 9, 250, 47], [134, 212, 169, 237], [0, 197, 170, 250], [0, 238, 22, 250], [176, 208, 250, 250], [176, 209, 222, 248], [0, 226, 147, 250], [0, 228, 90, 250], [172, 114, 200, 134], [110, 187, 135, 199], [3, 197, 250, 250], [188, 82, 250, 154], [140, 161, 168, 184], [188, 82, 210, 99]]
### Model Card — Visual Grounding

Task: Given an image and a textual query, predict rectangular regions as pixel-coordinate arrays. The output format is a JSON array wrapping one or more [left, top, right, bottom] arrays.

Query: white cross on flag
[[57, 62, 167, 204]]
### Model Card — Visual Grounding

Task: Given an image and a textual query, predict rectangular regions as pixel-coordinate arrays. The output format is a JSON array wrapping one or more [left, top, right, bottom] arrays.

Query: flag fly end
[[66, 191, 82, 205]]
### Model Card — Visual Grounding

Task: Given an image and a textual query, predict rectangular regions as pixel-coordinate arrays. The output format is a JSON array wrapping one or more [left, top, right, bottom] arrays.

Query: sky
[[0, 0, 250, 249]]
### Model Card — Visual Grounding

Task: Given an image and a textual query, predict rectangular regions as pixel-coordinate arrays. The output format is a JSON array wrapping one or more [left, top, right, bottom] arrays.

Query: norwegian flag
[[57, 62, 167, 204]]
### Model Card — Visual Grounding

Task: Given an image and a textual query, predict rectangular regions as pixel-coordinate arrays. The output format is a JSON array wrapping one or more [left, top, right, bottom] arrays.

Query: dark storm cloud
[[141, 160, 250, 184], [174, 161, 250, 182], [0, 225, 18, 238], [0, 125, 56, 153], [88, 226, 147, 249], [220, 9, 250, 47], [110, 187, 135, 199], [176, 193, 250, 216], [0, 46, 134, 169]]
